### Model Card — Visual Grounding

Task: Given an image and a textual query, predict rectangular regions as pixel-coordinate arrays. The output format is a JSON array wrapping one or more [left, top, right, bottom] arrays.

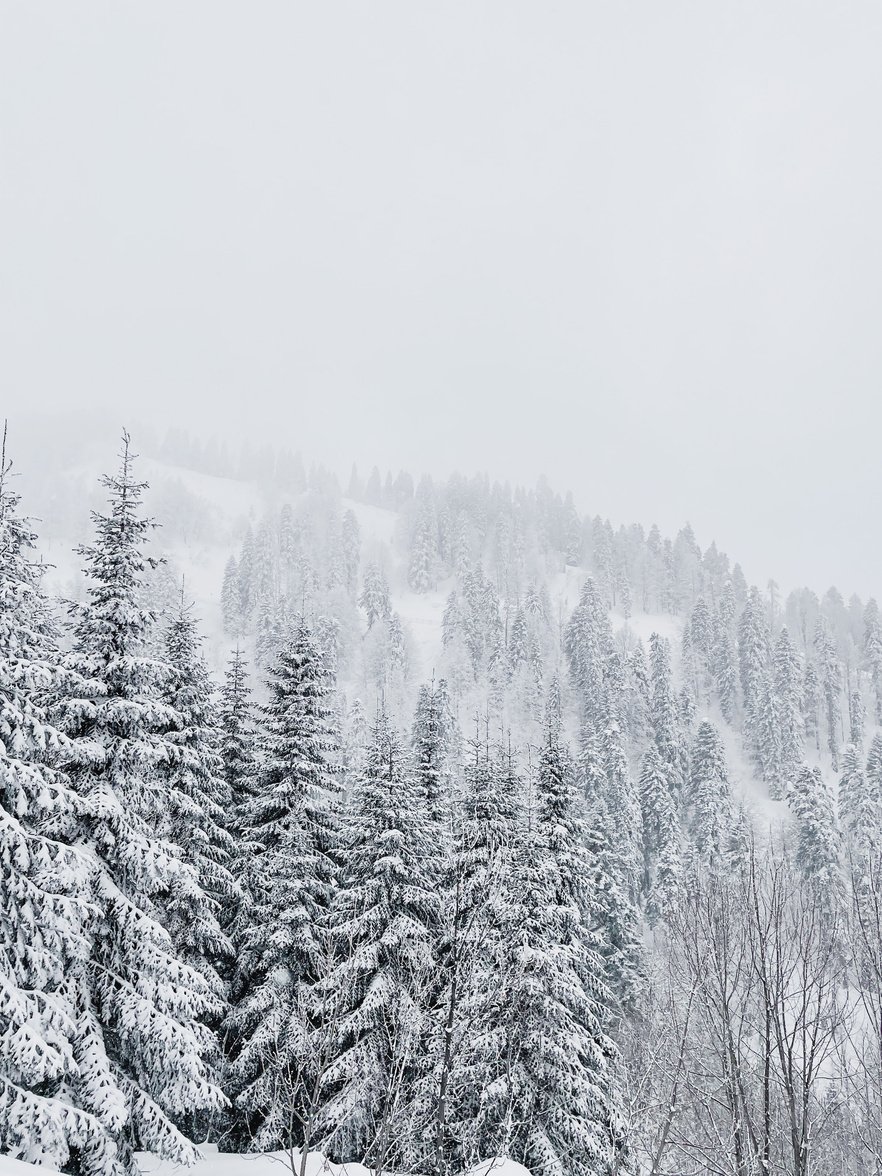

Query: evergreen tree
[[411, 678, 453, 835], [787, 765, 842, 906], [0, 444, 110, 1171], [56, 435, 224, 1173], [224, 623, 341, 1152], [839, 742, 878, 854], [441, 590, 460, 648], [803, 661, 821, 753], [317, 711, 438, 1168], [476, 831, 623, 1176], [739, 587, 771, 758], [220, 555, 242, 636], [849, 687, 865, 747], [218, 646, 258, 811], [864, 598, 882, 723], [866, 732, 882, 817], [688, 721, 732, 865], [408, 487, 437, 594], [711, 612, 738, 724], [599, 700, 642, 896], [689, 597, 712, 697], [453, 725, 624, 1176], [340, 510, 361, 598], [815, 619, 843, 770], [649, 633, 687, 792], [774, 627, 804, 796], [427, 732, 522, 1176], [237, 526, 256, 624], [638, 747, 681, 922], [163, 605, 238, 981], [359, 563, 391, 630], [565, 579, 614, 727]]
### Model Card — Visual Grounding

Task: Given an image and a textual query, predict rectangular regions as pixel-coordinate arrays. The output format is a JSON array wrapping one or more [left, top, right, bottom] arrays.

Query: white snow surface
[[0, 1146, 531, 1176]]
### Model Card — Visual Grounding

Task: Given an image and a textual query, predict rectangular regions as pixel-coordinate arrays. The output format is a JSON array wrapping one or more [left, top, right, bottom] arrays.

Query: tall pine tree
[[56, 435, 224, 1174]]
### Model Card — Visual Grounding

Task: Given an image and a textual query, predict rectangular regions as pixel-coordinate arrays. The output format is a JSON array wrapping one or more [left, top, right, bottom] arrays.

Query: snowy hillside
[[7, 429, 881, 1176]]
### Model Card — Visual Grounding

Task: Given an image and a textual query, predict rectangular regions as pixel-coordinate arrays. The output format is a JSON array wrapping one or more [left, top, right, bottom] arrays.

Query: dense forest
[[2, 425, 882, 1176]]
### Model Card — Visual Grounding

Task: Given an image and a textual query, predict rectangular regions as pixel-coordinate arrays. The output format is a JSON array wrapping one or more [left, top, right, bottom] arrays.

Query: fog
[[3, 2, 882, 596]]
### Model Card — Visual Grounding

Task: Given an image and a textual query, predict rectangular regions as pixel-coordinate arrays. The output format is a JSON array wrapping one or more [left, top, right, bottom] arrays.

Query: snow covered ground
[[139, 1146, 530, 1176], [0, 1146, 531, 1176]]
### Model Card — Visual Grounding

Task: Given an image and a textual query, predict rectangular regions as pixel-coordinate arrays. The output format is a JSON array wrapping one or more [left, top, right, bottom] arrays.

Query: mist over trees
[[2, 424, 881, 1176]]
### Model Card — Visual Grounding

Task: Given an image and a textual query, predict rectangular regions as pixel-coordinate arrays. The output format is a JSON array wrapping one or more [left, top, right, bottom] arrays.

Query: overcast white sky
[[3, 3, 882, 596]]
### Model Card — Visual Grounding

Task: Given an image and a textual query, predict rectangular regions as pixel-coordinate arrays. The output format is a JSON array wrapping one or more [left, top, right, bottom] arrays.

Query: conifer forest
[[5, 5, 882, 1176], [2, 423, 882, 1176]]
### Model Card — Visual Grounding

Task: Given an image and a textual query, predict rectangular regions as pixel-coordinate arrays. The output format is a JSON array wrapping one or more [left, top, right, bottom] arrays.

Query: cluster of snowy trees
[[0, 436, 627, 1176], [6, 430, 882, 1176]]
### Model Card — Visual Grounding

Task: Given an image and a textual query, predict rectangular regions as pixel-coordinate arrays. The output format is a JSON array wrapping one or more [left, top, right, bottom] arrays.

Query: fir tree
[[649, 633, 687, 792], [359, 563, 391, 630], [317, 711, 438, 1168], [864, 598, 882, 723], [426, 732, 522, 1176], [453, 729, 624, 1176], [163, 604, 238, 982], [340, 510, 361, 598], [787, 765, 842, 906], [739, 586, 770, 749], [0, 442, 110, 1171], [411, 678, 453, 836], [689, 720, 732, 865], [599, 700, 643, 897], [224, 623, 341, 1152], [408, 488, 437, 594], [774, 626, 804, 796], [638, 747, 681, 922], [56, 435, 224, 1174], [815, 619, 843, 770], [839, 742, 878, 854], [565, 579, 614, 727], [220, 554, 242, 636], [218, 646, 258, 811], [711, 613, 738, 724], [849, 687, 865, 748]]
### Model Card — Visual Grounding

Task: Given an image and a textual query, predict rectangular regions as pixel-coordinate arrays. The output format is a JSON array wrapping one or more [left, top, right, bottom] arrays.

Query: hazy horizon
[[4, 3, 882, 597]]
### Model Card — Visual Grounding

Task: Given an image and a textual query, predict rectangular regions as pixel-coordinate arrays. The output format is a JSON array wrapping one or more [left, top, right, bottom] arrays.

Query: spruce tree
[[359, 563, 391, 630], [711, 610, 738, 724], [424, 732, 520, 1176], [787, 765, 842, 906], [565, 578, 614, 726], [218, 646, 258, 812], [340, 509, 361, 598], [408, 492, 436, 594], [689, 720, 732, 865], [0, 444, 110, 1171], [163, 605, 238, 982], [599, 699, 642, 897], [814, 619, 843, 770], [738, 586, 770, 749], [221, 555, 242, 636], [452, 732, 623, 1176], [774, 627, 804, 796], [848, 687, 865, 748], [839, 742, 878, 854], [224, 623, 341, 1152], [411, 677, 454, 836], [649, 633, 687, 792], [317, 711, 438, 1169], [638, 747, 681, 923], [56, 435, 224, 1174], [864, 599, 882, 723]]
